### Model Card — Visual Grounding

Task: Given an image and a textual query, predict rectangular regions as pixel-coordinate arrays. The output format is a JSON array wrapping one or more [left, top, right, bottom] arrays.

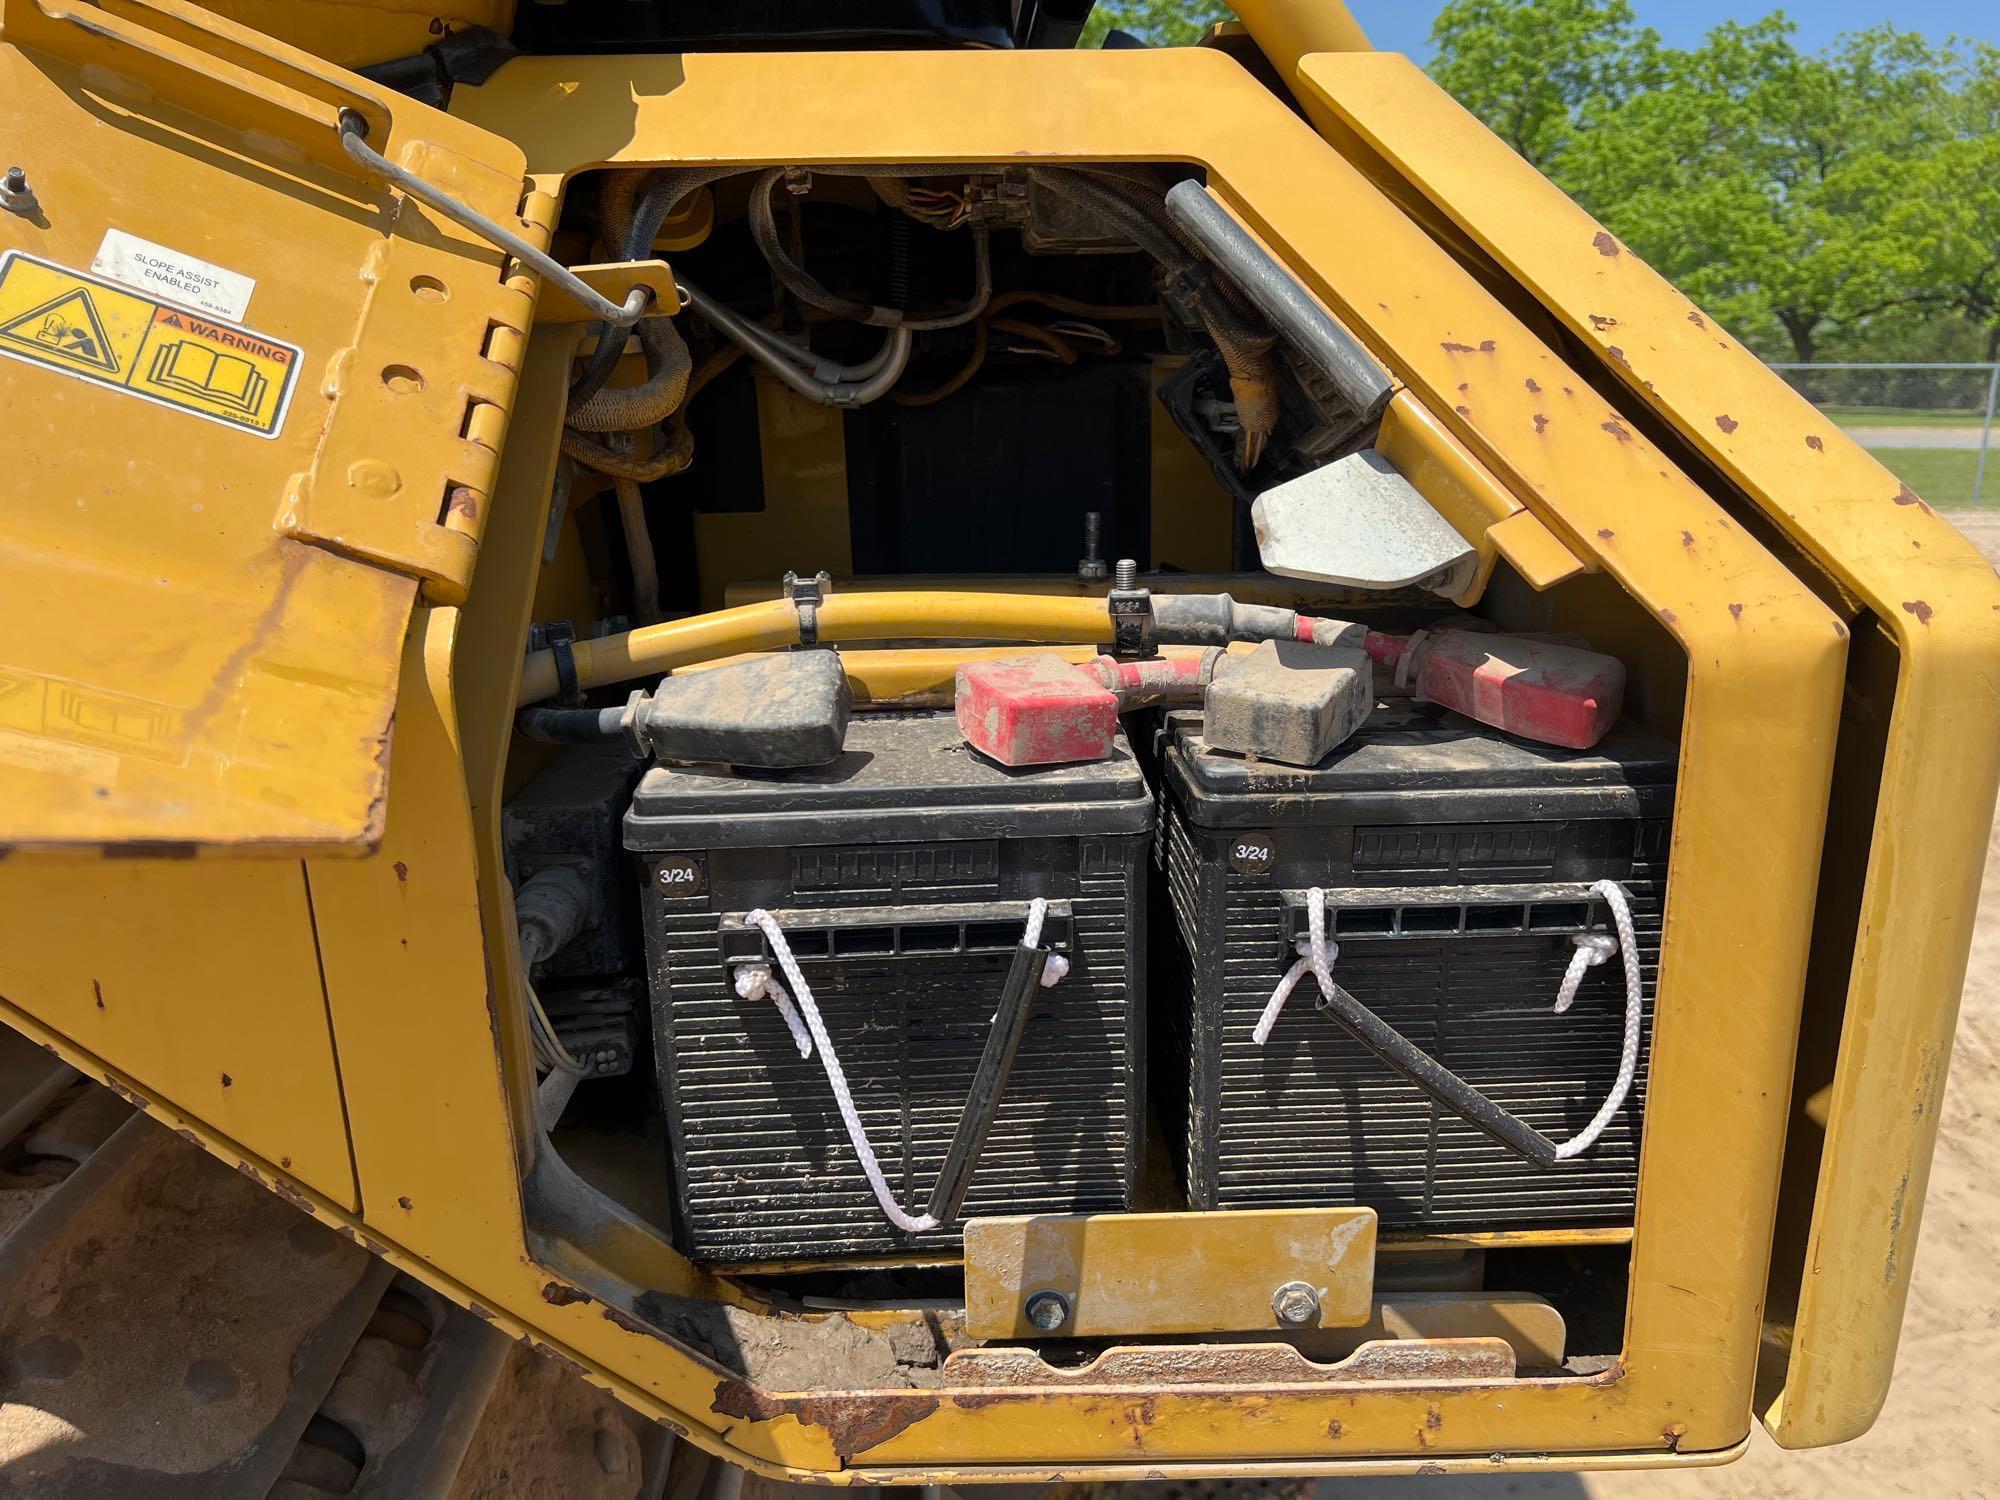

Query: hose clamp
[[529, 619, 584, 707], [783, 570, 832, 646]]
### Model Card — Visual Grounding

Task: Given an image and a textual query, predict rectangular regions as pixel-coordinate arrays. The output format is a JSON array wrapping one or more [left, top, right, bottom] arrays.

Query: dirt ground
[[1323, 511, 2000, 1497]]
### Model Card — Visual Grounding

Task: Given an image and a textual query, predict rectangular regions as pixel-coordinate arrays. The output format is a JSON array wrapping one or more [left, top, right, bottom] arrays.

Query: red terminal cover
[[956, 656, 1120, 766], [1415, 632, 1625, 749]]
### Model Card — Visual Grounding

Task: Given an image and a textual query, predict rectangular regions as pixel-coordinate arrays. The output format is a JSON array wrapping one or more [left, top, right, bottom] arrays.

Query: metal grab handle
[[1311, 980, 1564, 1168], [337, 111, 652, 329], [924, 941, 1049, 1224]]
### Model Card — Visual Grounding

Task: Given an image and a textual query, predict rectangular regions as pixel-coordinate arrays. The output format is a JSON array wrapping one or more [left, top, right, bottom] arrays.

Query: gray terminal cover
[[639, 650, 852, 768]]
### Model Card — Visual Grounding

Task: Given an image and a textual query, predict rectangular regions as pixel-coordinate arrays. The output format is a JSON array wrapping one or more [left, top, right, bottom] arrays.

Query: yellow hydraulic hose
[[516, 592, 1116, 704]]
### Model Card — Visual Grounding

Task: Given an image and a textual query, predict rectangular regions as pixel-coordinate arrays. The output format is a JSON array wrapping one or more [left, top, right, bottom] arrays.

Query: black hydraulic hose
[[516, 704, 626, 744], [748, 168, 993, 331], [569, 166, 744, 408]]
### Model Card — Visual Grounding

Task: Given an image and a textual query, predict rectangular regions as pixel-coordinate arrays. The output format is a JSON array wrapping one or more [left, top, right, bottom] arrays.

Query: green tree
[[1921, 43, 2000, 358], [1433, 6, 1982, 363], [1081, 0, 1231, 48], [1557, 22, 1966, 361], [1428, 0, 1661, 169]]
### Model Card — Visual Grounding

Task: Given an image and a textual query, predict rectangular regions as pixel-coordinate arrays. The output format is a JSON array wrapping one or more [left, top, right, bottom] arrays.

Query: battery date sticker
[[0, 251, 298, 439], [655, 855, 707, 895], [1228, 837, 1276, 876]]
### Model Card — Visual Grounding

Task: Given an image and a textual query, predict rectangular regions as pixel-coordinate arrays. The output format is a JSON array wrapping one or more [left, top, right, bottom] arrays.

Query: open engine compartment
[[487, 149, 1692, 1412]]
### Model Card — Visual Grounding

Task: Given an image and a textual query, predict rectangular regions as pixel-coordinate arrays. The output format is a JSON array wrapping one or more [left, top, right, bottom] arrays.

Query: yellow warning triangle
[[0, 287, 120, 373]]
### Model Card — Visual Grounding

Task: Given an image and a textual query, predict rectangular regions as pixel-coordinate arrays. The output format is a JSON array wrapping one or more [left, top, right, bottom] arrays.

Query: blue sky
[[1352, 1, 1997, 61]]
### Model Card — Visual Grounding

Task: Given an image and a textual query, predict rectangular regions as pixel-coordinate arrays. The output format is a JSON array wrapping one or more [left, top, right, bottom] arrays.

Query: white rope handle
[[1251, 879, 1645, 1162], [732, 897, 1065, 1233], [1551, 878, 1644, 1161]]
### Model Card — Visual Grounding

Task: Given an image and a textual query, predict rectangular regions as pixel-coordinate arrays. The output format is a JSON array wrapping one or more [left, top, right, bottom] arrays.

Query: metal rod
[[680, 280, 912, 407], [924, 942, 1047, 1224], [1975, 363, 1998, 507], [1163, 179, 1393, 422], [1315, 981, 1561, 1168], [337, 111, 651, 328]]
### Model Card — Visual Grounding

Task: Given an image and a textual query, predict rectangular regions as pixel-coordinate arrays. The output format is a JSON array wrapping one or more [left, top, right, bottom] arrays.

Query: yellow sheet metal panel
[[447, 50, 1844, 1469], [1296, 52, 2000, 1449], [0, 7, 532, 852], [962, 1208, 1378, 1338], [1373, 389, 1585, 603], [0, 860, 359, 1209]]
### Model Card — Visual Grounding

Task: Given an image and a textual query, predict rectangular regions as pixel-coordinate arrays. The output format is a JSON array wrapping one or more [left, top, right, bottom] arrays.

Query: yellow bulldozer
[[2, 0, 1996, 1490]]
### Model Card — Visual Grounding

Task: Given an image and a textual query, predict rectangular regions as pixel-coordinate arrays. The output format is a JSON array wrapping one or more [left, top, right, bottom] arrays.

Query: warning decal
[[0, 251, 298, 438]]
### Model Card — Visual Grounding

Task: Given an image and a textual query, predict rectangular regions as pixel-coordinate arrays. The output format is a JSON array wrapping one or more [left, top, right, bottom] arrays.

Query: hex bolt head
[[1023, 1290, 1071, 1332], [1271, 1280, 1322, 1326], [0, 167, 36, 218]]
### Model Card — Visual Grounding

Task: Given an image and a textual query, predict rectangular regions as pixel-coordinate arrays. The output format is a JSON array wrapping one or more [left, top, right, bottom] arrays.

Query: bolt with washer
[[1023, 1290, 1071, 1332], [1271, 1280, 1322, 1326], [0, 167, 38, 217]]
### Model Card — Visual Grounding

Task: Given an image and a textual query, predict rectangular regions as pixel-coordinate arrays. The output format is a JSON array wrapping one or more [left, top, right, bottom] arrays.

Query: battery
[[1159, 699, 1676, 1229], [625, 711, 1152, 1264]]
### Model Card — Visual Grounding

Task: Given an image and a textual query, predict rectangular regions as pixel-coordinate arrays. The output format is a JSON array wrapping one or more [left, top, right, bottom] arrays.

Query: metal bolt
[[1023, 1290, 1071, 1332], [1271, 1281, 1321, 1327], [1078, 512, 1109, 583], [0, 167, 36, 218], [1112, 557, 1139, 591]]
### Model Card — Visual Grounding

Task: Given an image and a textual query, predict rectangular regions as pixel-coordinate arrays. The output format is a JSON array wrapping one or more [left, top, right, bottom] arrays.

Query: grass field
[[1868, 446, 1988, 505], [1823, 404, 1992, 428]]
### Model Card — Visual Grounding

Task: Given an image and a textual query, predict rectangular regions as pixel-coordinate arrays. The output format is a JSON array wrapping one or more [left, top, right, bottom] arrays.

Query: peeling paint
[[1533, 414, 1549, 434], [1592, 232, 1621, 257], [1601, 420, 1632, 442], [1597, 528, 1615, 540], [1588, 314, 1616, 331], [542, 1281, 592, 1307], [1902, 600, 1934, 626], [1715, 414, 1738, 434], [1806, 434, 1824, 452], [1729, 603, 1744, 621], [1524, 378, 1541, 394], [713, 1380, 942, 1460]]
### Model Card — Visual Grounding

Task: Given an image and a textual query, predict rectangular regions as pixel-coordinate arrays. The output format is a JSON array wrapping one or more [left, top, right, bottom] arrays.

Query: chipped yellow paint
[[0, 6, 532, 853], [2, 14, 1963, 1482], [1374, 389, 1585, 603], [1297, 52, 2000, 1449]]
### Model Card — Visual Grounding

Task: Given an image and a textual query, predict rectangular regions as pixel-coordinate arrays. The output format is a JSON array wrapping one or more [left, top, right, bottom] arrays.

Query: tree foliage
[[1081, 0, 1231, 49], [1429, 6, 2000, 361]]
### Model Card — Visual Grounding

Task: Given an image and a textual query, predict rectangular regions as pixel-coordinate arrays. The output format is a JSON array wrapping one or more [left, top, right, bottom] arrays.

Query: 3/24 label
[[0, 250, 299, 439]]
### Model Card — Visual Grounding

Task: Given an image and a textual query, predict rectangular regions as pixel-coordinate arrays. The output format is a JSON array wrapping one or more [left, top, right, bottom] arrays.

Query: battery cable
[[1253, 880, 1644, 1166], [735, 901, 1066, 1234]]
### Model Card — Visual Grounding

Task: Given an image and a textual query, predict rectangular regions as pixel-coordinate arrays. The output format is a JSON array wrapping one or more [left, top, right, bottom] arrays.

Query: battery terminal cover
[[632, 650, 853, 767], [1203, 639, 1375, 768]]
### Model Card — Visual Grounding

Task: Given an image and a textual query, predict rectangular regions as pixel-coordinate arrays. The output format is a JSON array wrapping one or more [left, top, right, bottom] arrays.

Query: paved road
[[1845, 425, 1991, 450]]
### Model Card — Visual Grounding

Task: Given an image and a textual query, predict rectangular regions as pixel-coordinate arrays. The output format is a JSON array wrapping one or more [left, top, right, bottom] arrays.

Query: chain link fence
[[1769, 362, 2000, 505]]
